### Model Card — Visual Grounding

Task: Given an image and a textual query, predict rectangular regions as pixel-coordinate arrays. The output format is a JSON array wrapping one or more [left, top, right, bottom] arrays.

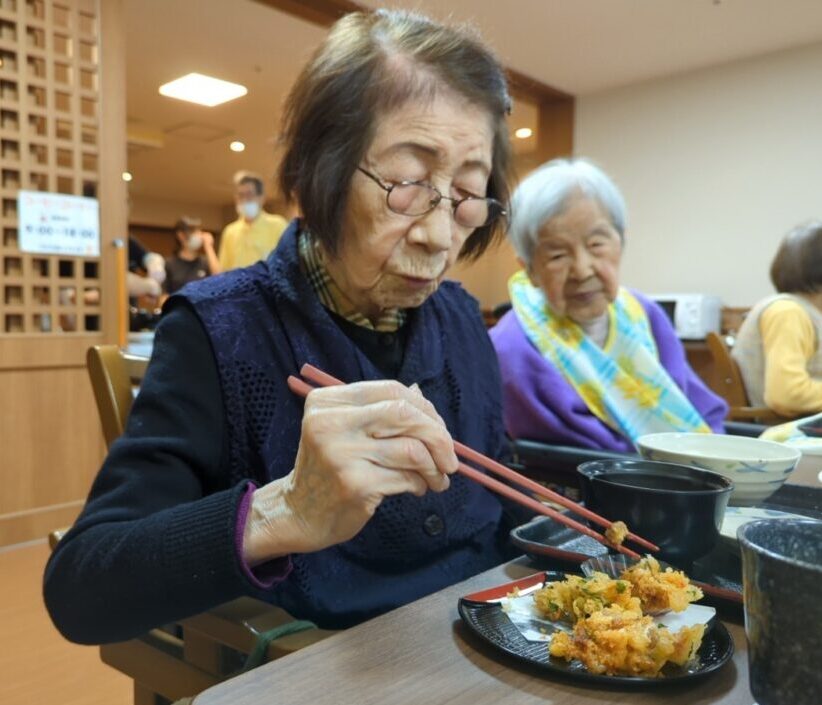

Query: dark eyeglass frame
[[356, 166, 506, 228]]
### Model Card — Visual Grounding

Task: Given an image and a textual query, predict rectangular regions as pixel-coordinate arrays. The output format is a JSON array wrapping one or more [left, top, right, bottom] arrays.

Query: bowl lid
[[577, 458, 734, 493]]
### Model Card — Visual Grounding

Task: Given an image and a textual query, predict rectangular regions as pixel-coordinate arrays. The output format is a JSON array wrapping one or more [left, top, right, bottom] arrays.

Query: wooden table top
[[193, 558, 752, 705]]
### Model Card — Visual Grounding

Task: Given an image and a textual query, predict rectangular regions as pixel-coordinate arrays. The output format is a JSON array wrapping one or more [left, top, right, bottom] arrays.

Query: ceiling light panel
[[158, 73, 247, 107]]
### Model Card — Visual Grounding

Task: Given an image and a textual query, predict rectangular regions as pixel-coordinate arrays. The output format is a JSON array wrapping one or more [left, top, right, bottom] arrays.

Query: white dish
[[636, 433, 801, 506]]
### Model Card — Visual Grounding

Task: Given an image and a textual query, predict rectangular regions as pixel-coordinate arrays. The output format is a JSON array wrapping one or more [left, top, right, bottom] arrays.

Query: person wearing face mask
[[164, 217, 220, 295], [490, 158, 727, 452], [217, 171, 289, 271]]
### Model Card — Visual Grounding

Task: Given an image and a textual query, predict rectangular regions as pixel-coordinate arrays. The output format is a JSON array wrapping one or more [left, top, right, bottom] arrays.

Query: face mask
[[237, 201, 260, 220], [187, 234, 203, 251]]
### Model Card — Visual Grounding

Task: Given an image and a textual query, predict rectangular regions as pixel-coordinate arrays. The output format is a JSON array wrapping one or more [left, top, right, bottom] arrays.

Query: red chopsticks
[[288, 363, 659, 560]]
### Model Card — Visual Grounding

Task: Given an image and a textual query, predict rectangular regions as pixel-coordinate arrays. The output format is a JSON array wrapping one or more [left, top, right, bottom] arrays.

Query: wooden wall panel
[[0, 0, 105, 337], [0, 366, 104, 514], [536, 98, 575, 163], [0, 0, 126, 547], [0, 501, 84, 546]]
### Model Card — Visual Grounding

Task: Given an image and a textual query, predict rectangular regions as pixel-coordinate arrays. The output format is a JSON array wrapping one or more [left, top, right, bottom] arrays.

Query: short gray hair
[[278, 9, 512, 260], [508, 158, 627, 266], [233, 170, 264, 196]]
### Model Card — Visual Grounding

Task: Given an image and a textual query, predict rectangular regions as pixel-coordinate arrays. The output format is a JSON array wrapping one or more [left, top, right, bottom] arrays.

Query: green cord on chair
[[241, 620, 317, 672]]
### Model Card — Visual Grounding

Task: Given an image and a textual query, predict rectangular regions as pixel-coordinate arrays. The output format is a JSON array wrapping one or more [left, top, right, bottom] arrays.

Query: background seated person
[[127, 235, 165, 299], [733, 221, 822, 417], [218, 171, 288, 271], [164, 216, 220, 294], [490, 158, 727, 452], [44, 9, 519, 645]]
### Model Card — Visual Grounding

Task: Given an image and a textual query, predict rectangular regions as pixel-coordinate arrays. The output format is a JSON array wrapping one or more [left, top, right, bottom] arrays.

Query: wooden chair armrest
[[100, 631, 218, 704], [50, 532, 334, 698], [50, 538, 332, 666], [181, 598, 336, 660], [728, 406, 785, 424], [101, 600, 336, 704]]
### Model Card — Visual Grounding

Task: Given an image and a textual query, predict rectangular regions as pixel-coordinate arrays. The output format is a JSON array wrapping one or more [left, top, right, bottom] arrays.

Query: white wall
[[575, 41, 822, 307]]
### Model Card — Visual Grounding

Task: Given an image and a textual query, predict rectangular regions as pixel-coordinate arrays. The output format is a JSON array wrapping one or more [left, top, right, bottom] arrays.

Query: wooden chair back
[[705, 332, 782, 423], [48, 347, 143, 548], [86, 345, 148, 448], [705, 332, 749, 407]]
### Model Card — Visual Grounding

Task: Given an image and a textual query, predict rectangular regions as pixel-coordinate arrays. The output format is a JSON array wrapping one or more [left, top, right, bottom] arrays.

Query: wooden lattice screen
[[0, 0, 101, 335]]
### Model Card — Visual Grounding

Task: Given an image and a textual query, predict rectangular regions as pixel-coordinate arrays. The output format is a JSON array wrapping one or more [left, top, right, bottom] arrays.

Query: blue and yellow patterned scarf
[[509, 270, 710, 444]]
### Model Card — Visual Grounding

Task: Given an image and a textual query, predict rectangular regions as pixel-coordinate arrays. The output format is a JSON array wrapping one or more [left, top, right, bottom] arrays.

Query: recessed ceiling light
[[515, 127, 533, 139], [122, 171, 133, 182], [229, 140, 245, 152], [158, 73, 247, 107]]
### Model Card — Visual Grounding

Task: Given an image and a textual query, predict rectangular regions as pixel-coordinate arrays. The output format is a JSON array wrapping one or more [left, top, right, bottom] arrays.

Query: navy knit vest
[[177, 222, 512, 628]]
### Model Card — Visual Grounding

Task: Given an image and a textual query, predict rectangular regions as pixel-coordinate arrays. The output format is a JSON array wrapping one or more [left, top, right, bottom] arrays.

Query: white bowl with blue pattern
[[636, 433, 801, 506]]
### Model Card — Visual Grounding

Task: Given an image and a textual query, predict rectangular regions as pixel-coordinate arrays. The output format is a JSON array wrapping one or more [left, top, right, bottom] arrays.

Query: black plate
[[458, 571, 735, 687], [510, 516, 745, 616]]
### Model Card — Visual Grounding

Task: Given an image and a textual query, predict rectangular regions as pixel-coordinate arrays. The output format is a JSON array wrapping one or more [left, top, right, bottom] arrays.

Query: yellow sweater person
[[733, 221, 822, 418], [218, 171, 288, 271], [733, 295, 822, 417]]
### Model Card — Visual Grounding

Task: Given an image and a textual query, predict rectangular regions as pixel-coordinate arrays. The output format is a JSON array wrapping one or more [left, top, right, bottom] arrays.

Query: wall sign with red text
[[18, 190, 100, 257]]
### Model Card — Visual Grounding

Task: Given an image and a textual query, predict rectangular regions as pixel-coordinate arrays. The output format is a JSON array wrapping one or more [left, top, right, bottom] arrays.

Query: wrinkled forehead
[[538, 192, 615, 236], [367, 89, 494, 174]]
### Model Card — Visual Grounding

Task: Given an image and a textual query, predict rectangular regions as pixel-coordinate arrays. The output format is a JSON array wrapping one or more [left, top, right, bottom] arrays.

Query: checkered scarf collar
[[298, 229, 406, 332]]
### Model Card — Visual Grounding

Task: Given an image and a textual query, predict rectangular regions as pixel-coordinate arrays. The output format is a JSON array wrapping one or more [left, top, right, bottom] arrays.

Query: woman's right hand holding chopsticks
[[241, 380, 459, 566]]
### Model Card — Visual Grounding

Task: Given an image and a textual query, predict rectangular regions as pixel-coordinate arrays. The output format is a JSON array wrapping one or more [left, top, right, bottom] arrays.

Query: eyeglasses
[[357, 166, 506, 229]]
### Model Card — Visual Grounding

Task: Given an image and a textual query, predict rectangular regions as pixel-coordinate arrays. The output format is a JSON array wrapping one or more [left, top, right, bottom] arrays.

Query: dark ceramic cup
[[577, 459, 733, 564], [738, 519, 822, 705]]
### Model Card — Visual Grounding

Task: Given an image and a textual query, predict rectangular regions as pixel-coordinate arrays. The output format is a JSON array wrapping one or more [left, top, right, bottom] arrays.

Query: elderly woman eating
[[490, 159, 727, 452], [44, 9, 517, 644]]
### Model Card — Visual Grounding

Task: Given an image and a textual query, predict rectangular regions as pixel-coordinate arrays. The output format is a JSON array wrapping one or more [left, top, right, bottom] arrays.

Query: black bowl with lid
[[577, 458, 733, 564]]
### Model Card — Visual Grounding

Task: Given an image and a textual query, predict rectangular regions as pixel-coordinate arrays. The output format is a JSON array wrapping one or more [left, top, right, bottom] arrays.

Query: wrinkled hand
[[243, 381, 458, 565]]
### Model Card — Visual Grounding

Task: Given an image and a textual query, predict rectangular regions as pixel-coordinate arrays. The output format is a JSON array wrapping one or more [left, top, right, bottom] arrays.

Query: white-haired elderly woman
[[490, 159, 727, 451]]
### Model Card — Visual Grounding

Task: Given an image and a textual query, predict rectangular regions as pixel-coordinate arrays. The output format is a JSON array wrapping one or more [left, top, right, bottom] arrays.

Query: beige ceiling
[[124, 0, 822, 211], [361, 0, 822, 94]]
